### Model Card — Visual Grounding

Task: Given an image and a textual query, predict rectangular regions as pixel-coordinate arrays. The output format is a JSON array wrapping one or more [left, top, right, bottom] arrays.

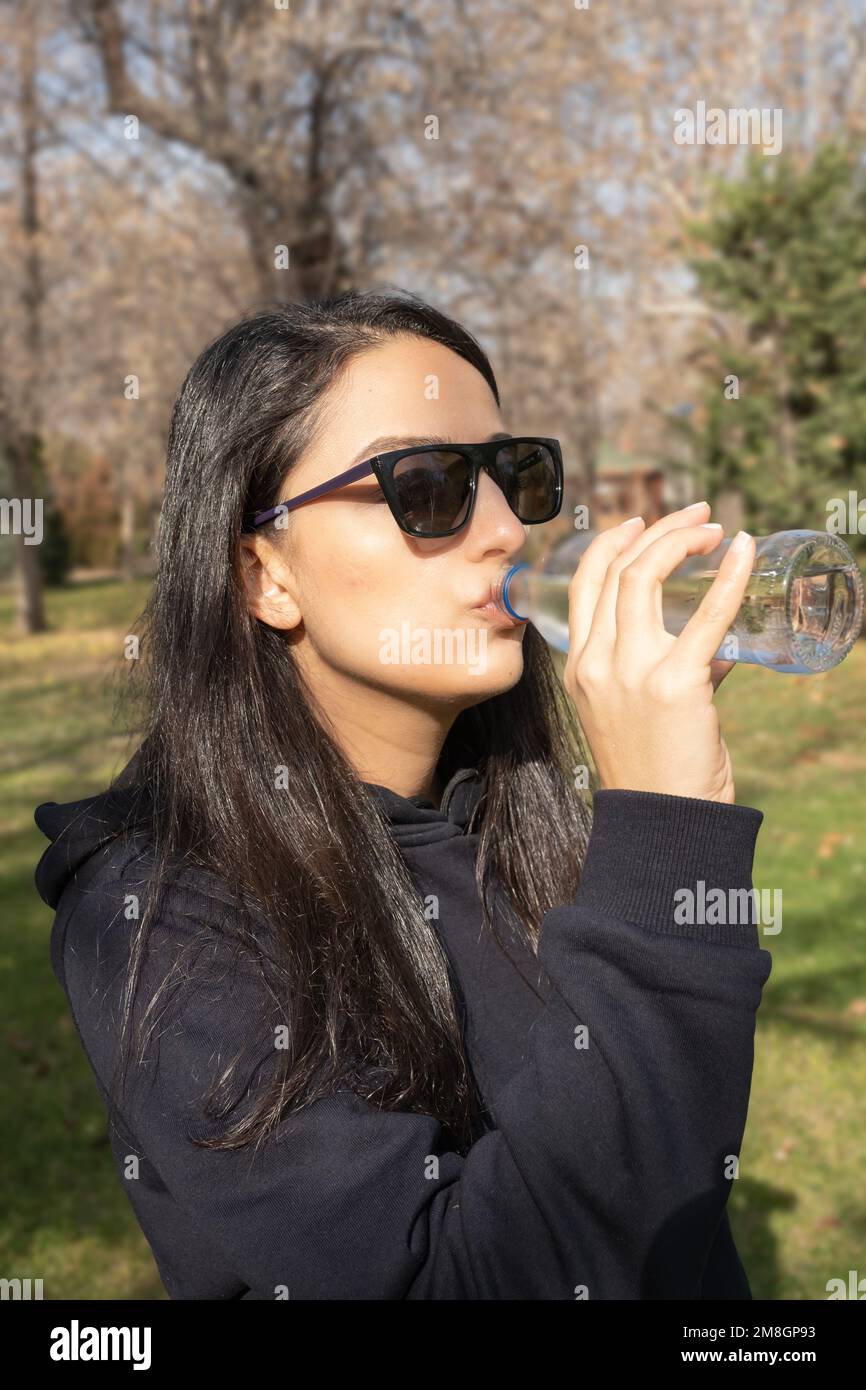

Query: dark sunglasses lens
[[392, 451, 472, 534], [496, 441, 559, 520]]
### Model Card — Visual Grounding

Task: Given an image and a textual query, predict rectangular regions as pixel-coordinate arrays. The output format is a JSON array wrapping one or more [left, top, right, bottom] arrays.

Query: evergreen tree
[[669, 143, 866, 545]]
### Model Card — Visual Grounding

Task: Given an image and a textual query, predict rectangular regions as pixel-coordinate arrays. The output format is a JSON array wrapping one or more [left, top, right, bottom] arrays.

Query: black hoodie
[[34, 767, 772, 1300]]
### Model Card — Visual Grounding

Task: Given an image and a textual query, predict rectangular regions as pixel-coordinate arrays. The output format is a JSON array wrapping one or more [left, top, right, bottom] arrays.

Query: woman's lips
[[472, 599, 525, 627]]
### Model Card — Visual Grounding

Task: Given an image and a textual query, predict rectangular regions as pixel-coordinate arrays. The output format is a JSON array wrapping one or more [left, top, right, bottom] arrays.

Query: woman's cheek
[[304, 553, 393, 652]]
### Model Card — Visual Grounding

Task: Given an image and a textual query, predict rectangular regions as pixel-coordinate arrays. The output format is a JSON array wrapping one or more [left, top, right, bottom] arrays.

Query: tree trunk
[[713, 487, 746, 536], [11, 1, 47, 632], [7, 433, 46, 633]]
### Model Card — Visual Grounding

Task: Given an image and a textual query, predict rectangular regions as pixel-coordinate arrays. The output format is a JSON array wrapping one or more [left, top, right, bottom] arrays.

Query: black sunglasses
[[245, 436, 564, 538]]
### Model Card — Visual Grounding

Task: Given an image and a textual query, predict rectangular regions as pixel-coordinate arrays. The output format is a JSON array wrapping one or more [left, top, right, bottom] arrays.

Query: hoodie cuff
[[575, 789, 764, 944]]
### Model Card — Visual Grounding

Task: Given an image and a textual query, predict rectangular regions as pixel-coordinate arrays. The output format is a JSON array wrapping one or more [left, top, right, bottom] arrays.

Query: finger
[[568, 515, 645, 655], [569, 501, 712, 654], [587, 502, 715, 648], [667, 531, 756, 671], [608, 523, 726, 648]]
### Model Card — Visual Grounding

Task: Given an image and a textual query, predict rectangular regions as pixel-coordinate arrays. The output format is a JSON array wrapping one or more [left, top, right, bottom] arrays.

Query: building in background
[[591, 443, 693, 529]]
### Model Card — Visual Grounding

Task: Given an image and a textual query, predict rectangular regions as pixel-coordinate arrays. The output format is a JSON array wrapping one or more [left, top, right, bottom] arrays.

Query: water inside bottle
[[789, 562, 862, 666], [662, 558, 863, 671], [511, 547, 863, 671]]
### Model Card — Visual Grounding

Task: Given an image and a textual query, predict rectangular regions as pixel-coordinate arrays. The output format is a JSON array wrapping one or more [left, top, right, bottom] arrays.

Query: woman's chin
[[427, 642, 526, 702]]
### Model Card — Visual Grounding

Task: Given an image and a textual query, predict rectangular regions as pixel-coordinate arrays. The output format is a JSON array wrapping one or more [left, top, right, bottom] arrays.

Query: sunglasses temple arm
[[251, 459, 376, 528]]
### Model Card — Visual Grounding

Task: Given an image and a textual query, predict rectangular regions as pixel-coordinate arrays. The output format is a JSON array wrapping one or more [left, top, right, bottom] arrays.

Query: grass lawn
[[1, 576, 864, 1300]]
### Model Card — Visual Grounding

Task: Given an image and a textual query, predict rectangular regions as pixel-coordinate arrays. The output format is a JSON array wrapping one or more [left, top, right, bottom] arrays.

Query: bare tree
[[79, 0, 429, 301], [5, 0, 865, 586], [2, 0, 47, 632]]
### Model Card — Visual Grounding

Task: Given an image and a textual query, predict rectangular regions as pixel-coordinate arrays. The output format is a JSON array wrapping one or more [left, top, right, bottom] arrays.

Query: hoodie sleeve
[[63, 788, 772, 1301]]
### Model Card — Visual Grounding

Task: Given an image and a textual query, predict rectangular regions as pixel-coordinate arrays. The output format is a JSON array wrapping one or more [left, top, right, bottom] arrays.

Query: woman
[[34, 288, 772, 1300]]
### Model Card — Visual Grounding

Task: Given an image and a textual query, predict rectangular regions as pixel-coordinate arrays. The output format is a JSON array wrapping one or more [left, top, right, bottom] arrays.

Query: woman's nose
[[474, 467, 528, 542]]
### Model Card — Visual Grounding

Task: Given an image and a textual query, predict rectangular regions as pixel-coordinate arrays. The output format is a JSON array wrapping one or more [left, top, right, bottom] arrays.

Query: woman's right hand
[[563, 502, 756, 804]]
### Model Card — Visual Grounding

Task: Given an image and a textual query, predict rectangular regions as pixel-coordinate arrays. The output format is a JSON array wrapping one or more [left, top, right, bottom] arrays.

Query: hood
[[33, 764, 484, 910], [34, 785, 146, 911], [365, 765, 484, 849]]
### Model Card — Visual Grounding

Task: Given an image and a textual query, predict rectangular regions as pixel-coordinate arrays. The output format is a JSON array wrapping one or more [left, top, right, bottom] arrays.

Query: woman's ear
[[238, 536, 302, 630]]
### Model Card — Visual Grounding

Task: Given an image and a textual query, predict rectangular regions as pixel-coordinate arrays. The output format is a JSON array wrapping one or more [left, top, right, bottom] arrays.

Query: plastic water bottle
[[491, 529, 864, 674]]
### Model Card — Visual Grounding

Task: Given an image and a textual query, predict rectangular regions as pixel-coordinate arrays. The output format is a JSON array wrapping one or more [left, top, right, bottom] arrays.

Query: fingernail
[[731, 529, 751, 552], [623, 515, 644, 526], [685, 500, 708, 510], [700, 522, 723, 529]]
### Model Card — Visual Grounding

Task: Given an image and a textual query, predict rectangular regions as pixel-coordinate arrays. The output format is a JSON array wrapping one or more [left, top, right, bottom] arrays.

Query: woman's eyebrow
[[347, 431, 513, 469]]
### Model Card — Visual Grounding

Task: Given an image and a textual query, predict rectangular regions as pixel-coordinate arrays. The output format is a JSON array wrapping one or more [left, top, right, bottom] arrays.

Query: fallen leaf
[[817, 832, 845, 860]]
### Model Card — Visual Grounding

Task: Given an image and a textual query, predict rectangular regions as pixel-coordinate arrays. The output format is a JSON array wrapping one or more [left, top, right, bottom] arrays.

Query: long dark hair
[[111, 287, 592, 1156]]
